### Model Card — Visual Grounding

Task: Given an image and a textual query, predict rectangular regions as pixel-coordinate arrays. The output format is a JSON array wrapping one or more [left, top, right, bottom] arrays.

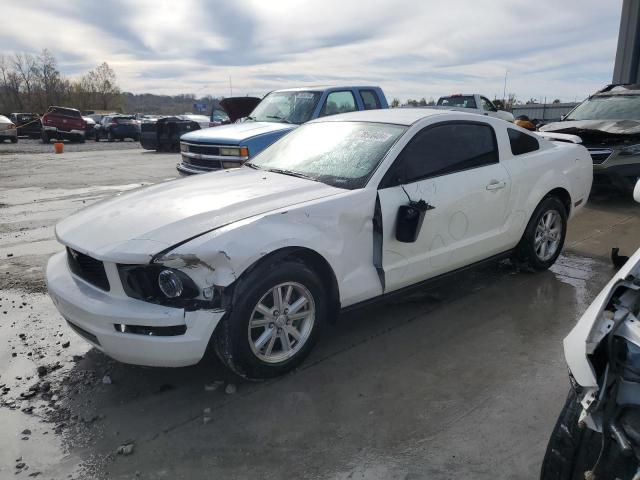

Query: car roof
[[309, 108, 462, 126], [595, 84, 640, 96], [272, 85, 381, 94]]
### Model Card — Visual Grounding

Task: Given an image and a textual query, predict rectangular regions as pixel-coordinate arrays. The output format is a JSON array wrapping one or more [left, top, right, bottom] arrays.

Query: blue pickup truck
[[177, 85, 388, 175]]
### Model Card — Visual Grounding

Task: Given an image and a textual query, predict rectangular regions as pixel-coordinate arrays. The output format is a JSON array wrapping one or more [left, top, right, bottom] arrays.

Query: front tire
[[516, 196, 567, 271], [213, 259, 327, 379], [107, 131, 114, 142], [541, 388, 637, 479], [41, 132, 50, 144]]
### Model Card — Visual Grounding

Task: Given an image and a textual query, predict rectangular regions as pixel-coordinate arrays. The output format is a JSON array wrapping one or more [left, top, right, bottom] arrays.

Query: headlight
[[620, 144, 640, 156], [158, 269, 183, 298], [117, 265, 199, 305], [220, 146, 249, 158], [180, 143, 188, 152]]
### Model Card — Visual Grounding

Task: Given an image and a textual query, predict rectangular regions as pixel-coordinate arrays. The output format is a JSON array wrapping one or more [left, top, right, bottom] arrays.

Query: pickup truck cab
[[41, 106, 87, 143], [436, 94, 514, 122], [177, 86, 388, 175]]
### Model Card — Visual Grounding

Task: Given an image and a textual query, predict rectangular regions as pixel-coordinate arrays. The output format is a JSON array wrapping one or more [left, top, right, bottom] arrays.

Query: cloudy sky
[[1, 0, 623, 102]]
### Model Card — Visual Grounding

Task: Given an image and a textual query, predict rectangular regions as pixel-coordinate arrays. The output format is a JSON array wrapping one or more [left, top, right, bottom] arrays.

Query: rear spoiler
[[535, 131, 582, 144]]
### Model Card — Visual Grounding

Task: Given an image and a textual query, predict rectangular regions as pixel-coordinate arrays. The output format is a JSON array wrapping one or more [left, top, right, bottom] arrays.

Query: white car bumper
[[46, 251, 225, 367], [0, 128, 17, 137]]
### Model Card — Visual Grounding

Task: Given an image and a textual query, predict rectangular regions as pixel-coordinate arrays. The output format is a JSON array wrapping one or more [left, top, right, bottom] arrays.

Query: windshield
[[566, 94, 640, 121], [247, 121, 407, 189], [248, 91, 321, 124]]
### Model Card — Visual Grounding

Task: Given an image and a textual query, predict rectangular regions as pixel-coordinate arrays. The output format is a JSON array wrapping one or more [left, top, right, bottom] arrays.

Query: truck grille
[[587, 148, 613, 165], [183, 156, 222, 169], [184, 144, 220, 155], [66, 248, 110, 291]]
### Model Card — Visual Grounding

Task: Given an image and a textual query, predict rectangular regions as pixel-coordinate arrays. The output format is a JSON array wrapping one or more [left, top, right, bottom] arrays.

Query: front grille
[[66, 247, 110, 291], [588, 148, 613, 164], [67, 320, 101, 346], [185, 144, 220, 155], [183, 156, 222, 169]]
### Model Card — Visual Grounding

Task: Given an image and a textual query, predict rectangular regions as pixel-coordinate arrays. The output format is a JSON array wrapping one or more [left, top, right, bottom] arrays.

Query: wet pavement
[[0, 148, 639, 479]]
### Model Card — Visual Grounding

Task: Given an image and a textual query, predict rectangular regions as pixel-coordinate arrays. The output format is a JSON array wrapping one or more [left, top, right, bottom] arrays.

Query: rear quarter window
[[508, 128, 540, 156], [360, 90, 381, 110]]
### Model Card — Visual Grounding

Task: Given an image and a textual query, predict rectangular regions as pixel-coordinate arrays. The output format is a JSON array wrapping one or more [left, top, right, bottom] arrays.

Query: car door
[[377, 121, 512, 292]]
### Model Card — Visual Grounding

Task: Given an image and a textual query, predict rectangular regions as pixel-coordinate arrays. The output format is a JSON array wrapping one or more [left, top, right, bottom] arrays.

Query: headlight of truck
[[180, 143, 188, 152], [118, 265, 200, 305], [220, 146, 249, 158], [620, 144, 640, 156]]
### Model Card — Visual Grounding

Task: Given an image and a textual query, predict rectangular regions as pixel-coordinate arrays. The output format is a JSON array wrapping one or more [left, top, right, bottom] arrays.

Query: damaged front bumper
[[46, 251, 225, 367]]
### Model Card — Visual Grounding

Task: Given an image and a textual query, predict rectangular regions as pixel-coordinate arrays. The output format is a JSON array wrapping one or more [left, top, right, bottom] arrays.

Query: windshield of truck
[[565, 94, 640, 121], [248, 91, 321, 124], [247, 121, 407, 189], [437, 96, 477, 109]]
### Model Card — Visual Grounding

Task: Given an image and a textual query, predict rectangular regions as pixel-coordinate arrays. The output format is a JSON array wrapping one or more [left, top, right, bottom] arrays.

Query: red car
[[40, 106, 87, 143]]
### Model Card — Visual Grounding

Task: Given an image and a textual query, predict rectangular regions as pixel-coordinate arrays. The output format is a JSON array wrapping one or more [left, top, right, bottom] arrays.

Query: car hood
[[56, 168, 345, 263], [181, 121, 296, 144], [540, 119, 640, 136], [219, 97, 261, 122]]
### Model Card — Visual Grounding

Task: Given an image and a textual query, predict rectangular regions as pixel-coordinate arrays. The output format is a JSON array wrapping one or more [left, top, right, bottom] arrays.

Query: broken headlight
[[118, 265, 199, 305]]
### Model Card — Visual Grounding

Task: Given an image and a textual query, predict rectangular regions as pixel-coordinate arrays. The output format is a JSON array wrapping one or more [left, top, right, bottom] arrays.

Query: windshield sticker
[[354, 130, 394, 142], [296, 93, 315, 99]]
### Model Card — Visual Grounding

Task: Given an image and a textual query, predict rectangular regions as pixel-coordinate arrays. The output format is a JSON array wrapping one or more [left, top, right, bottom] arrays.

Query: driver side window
[[320, 91, 357, 117], [384, 122, 499, 186]]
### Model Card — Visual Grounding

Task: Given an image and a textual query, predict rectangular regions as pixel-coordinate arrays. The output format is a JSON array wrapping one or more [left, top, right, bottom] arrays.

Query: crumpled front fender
[[157, 189, 383, 308]]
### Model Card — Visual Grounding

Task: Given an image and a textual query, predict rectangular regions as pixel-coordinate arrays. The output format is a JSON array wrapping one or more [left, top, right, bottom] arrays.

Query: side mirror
[[634, 179, 640, 204], [395, 200, 434, 243], [560, 114, 567, 121]]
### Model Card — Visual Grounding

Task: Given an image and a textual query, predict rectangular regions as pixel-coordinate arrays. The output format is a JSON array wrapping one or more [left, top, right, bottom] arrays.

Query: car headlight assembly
[[620, 144, 640, 156], [118, 265, 200, 306], [220, 146, 249, 158], [180, 143, 188, 152]]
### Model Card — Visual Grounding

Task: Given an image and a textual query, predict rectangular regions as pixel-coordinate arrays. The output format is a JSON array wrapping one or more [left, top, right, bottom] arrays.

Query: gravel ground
[[0, 137, 142, 155]]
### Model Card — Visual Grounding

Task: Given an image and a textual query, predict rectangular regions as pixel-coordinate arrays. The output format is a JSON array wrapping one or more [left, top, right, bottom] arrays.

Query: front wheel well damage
[[226, 247, 341, 322]]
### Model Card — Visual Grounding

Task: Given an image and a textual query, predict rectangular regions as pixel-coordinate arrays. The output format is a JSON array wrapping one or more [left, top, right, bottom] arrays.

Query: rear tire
[[516, 196, 567, 271], [41, 132, 50, 144], [107, 131, 114, 142], [10, 136, 17, 143], [213, 259, 327, 379]]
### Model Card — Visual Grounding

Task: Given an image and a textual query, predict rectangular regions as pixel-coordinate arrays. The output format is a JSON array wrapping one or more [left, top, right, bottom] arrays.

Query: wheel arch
[[545, 187, 572, 216], [231, 246, 341, 321]]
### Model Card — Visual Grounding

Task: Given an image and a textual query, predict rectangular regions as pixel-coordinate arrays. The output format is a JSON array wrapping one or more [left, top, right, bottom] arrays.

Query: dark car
[[9, 113, 41, 138], [139, 114, 213, 152], [95, 115, 140, 142], [540, 83, 640, 195]]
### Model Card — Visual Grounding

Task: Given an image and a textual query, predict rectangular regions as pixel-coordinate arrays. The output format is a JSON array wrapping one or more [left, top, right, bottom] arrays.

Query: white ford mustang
[[46, 109, 592, 378]]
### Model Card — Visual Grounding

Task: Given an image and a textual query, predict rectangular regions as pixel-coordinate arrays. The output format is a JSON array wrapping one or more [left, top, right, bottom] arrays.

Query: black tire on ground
[[118, 138, 124, 142], [95, 131, 100, 142], [78, 135, 85, 144], [107, 131, 114, 142], [41, 132, 50, 144], [213, 258, 327, 379], [515, 195, 567, 271], [133, 134, 140, 142], [10, 136, 17, 143], [541, 387, 638, 479]]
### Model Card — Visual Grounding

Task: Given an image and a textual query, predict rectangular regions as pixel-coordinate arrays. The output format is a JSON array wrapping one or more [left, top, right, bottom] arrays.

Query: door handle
[[486, 180, 506, 191]]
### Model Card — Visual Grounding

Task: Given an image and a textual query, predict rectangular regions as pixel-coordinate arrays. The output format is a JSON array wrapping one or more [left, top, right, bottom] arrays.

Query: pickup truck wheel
[[541, 387, 637, 479], [41, 132, 50, 144], [213, 260, 326, 379], [516, 196, 567, 271], [95, 132, 100, 142], [10, 137, 17, 143], [107, 131, 114, 142], [78, 135, 85, 144]]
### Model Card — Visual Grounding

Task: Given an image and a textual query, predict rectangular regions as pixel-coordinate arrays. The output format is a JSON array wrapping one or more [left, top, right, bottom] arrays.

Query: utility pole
[[502, 70, 508, 109]]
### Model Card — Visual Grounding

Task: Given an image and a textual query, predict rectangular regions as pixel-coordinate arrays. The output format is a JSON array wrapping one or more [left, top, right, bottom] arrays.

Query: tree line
[[0, 49, 121, 114]]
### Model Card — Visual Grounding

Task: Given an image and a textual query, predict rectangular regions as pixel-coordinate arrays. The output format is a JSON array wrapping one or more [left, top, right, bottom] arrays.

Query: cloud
[[0, 0, 623, 102]]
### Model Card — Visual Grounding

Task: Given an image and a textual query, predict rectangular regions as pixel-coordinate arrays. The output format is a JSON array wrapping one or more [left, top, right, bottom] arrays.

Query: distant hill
[[120, 92, 224, 116]]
